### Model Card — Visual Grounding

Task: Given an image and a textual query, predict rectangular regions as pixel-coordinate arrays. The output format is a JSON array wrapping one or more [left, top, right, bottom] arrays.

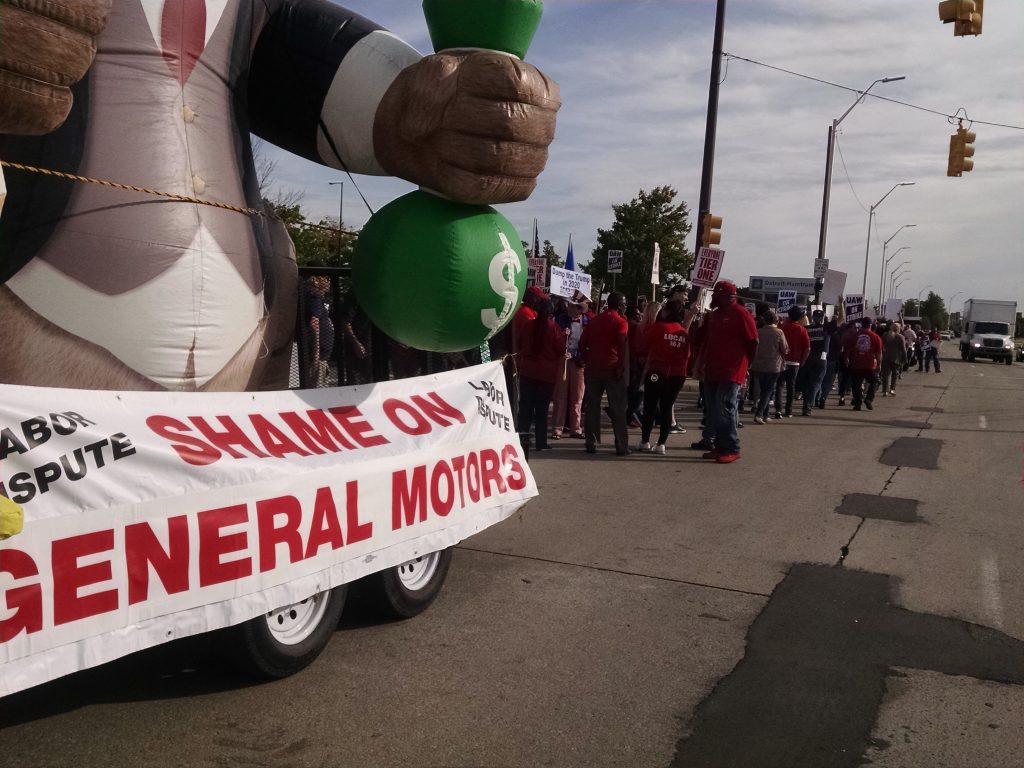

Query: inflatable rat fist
[[0, 0, 559, 392], [0, 0, 113, 135], [375, 50, 559, 205]]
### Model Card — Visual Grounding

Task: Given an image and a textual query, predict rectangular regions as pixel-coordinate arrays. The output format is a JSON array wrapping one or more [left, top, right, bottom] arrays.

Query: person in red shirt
[[579, 291, 630, 455], [516, 297, 567, 450], [774, 306, 811, 418], [512, 285, 546, 354], [843, 316, 883, 411], [700, 280, 758, 463], [638, 299, 690, 454]]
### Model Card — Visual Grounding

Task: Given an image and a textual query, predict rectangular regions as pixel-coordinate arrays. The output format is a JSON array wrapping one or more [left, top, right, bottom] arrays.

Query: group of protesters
[[513, 280, 945, 464]]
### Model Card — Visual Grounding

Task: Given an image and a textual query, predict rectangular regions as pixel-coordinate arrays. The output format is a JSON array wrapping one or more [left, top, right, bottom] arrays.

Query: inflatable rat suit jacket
[[0, 0, 559, 392]]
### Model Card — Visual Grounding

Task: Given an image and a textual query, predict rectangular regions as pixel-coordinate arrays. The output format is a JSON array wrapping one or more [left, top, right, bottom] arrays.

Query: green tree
[[269, 202, 358, 268], [540, 239, 563, 270], [583, 186, 693, 301], [920, 291, 947, 330]]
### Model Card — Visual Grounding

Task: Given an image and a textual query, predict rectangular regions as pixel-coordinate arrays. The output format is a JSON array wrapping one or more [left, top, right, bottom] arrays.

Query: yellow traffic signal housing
[[938, 0, 983, 36], [702, 213, 722, 248], [947, 126, 976, 177]]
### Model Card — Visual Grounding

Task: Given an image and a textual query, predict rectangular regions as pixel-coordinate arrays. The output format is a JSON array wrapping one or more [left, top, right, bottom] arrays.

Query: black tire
[[1006, 357, 1013, 366], [365, 547, 454, 620], [233, 585, 347, 678]]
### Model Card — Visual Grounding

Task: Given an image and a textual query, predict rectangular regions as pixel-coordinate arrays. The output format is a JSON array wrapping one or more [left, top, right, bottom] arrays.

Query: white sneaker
[[889, 390, 896, 396], [654, 443, 666, 455], [639, 442, 652, 452]]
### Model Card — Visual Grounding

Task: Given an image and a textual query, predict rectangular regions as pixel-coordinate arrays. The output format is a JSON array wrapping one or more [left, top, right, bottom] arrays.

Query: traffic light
[[701, 213, 722, 248], [938, 0, 983, 36], [947, 124, 976, 177]]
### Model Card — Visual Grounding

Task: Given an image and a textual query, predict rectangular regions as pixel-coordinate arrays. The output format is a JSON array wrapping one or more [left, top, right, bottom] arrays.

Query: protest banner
[[845, 294, 865, 320], [550, 265, 593, 302], [0, 363, 536, 696], [527, 257, 547, 287], [776, 290, 797, 314], [692, 247, 726, 289]]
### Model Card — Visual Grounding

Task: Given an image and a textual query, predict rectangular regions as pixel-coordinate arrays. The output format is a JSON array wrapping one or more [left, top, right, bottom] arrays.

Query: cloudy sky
[[263, 0, 1024, 311]]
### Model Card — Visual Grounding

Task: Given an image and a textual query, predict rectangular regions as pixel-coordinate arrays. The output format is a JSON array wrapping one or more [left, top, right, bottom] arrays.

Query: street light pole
[[868, 182, 914, 299], [917, 285, 933, 302], [881, 246, 911, 304], [879, 224, 916, 306], [816, 75, 906, 303], [888, 264, 911, 301], [328, 181, 344, 255], [894, 277, 910, 295]]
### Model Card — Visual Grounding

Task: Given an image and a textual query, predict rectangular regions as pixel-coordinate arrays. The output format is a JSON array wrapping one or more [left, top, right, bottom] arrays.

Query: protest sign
[[651, 243, 660, 285], [607, 250, 623, 275], [813, 259, 829, 280], [845, 294, 865, 320], [0, 363, 535, 696], [884, 297, 904, 320], [744, 302, 757, 315], [776, 290, 797, 314], [692, 247, 726, 289], [526, 257, 546, 287], [550, 265, 593, 302], [821, 269, 847, 303]]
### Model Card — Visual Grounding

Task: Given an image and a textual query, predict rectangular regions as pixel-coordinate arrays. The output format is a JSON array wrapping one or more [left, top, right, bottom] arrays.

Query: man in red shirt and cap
[[700, 280, 758, 463], [844, 317, 883, 411]]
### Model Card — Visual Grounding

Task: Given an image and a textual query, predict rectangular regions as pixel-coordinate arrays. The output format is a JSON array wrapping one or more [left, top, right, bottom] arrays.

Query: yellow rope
[[0, 160, 262, 216]]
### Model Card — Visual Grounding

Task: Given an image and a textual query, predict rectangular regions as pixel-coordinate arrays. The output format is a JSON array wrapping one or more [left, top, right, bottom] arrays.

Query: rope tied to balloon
[[353, 0, 547, 354]]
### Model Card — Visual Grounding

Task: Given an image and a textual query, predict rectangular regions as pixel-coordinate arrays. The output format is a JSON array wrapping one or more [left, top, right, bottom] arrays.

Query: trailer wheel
[[234, 585, 347, 678], [367, 548, 454, 619]]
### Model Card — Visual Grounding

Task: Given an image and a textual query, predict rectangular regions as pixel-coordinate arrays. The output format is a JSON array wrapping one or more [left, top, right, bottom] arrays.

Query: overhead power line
[[722, 52, 1024, 131]]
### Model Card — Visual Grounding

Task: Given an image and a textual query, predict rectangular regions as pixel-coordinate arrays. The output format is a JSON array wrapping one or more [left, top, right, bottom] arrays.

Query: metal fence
[[291, 266, 489, 389]]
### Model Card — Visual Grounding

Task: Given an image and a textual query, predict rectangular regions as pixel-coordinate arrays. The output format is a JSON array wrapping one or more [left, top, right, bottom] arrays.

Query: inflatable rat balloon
[[0, 0, 559, 391]]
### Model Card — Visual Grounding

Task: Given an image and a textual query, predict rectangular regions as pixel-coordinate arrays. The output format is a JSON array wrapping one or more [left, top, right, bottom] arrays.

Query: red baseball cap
[[525, 286, 548, 301], [713, 279, 737, 296]]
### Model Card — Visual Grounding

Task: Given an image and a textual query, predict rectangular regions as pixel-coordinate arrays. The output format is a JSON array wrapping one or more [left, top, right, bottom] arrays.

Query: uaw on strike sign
[[0, 363, 536, 696]]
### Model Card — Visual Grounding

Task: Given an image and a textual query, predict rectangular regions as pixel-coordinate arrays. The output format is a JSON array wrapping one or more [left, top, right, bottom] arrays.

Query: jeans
[[800, 360, 826, 413], [640, 373, 685, 445], [705, 380, 741, 453], [775, 365, 799, 415], [925, 347, 941, 372], [584, 372, 629, 453], [752, 371, 780, 421], [518, 377, 554, 449], [819, 361, 838, 405]]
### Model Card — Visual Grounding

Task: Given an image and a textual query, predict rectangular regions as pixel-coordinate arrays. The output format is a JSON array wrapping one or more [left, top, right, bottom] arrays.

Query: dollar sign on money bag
[[352, 0, 542, 353]]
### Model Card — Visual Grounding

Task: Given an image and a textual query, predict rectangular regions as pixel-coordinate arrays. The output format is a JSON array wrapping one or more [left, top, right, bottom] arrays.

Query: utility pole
[[690, 0, 726, 287]]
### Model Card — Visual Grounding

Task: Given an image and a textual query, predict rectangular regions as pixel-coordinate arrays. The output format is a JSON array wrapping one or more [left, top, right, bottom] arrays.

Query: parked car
[[940, 330, 953, 340], [1017, 343, 1024, 363]]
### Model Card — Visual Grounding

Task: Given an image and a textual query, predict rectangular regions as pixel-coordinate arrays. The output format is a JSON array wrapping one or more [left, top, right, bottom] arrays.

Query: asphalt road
[[2, 354, 1022, 768]]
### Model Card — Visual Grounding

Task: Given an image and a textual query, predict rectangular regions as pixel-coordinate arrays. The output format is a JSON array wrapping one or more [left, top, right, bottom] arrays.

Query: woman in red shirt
[[517, 298, 568, 451], [638, 299, 690, 455]]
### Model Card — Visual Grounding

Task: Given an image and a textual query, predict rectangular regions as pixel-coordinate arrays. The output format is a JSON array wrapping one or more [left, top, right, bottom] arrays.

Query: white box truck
[[960, 299, 1017, 365]]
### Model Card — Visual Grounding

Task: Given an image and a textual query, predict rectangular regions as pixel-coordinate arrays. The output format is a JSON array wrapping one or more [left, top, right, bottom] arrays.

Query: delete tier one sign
[[692, 246, 725, 289]]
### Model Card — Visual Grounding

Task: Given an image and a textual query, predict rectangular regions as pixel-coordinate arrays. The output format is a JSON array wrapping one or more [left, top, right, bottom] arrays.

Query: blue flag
[[565, 234, 575, 272]]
